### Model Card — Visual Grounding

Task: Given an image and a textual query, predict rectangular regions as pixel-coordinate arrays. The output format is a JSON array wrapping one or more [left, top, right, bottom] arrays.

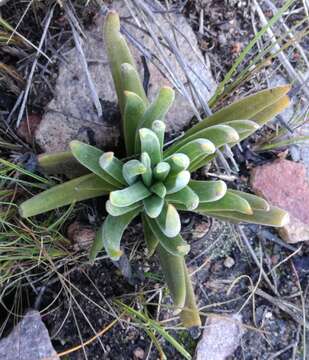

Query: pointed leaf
[[180, 261, 201, 327], [144, 194, 164, 218], [123, 91, 146, 155], [70, 141, 125, 187], [122, 159, 146, 185], [156, 203, 181, 238], [145, 216, 189, 256], [153, 162, 171, 181], [99, 152, 126, 185], [252, 95, 290, 126], [189, 180, 227, 203], [166, 186, 199, 211], [141, 152, 152, 187], [184, 85, 290, 135], [164, 124, 239, 158], [158, 244, 186, 313], [139, 128, 162, 166], [110, 181, 151, 207], [196, 190, 253, 215], [103, 11, 147, 113], [201, 206, 289, 227], [20, 174, 114, 218], [150, 182, 167, 199], [164, 170, 191, 195], [106, 200, 142, 216], [90, 208, 141, 261], [228, 189, 270, 211]]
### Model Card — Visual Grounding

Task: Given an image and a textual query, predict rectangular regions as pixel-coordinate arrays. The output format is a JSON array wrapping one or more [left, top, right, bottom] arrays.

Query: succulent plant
[[19, 11, 290, 328]]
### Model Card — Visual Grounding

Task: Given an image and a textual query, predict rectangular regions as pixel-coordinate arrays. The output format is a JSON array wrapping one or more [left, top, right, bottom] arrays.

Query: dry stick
[[237, 225, 279, 295], [65, 7, 102, 118], [253, 287, 309, 330], [253, 0, 309, 99], [16, 7, 54, 127], [264, 0, 309, 68]]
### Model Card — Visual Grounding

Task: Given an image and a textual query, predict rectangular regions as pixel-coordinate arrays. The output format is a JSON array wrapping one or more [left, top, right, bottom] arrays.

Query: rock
[[0, 310, 59, 360], [35, 1, 215, 153], [17, 114, 42, 144], [195, 314, 243, 360], [250, 159, 309, 243], [223, 256, 235, 268], [67, 221, 96, 251]]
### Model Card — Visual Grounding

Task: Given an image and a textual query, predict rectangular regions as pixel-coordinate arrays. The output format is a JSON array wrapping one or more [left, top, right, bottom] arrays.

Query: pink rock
[[250, 159, 309, 243]]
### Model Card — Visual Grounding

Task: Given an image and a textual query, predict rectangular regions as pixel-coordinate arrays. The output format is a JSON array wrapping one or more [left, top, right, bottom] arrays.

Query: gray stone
[[35, 1, 216, 153], [0, 310, 59, 360], [195, 314, 243, 360]]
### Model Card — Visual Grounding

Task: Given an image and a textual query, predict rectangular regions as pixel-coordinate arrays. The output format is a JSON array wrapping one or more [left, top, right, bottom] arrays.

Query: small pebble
[[224, 256, 235, 268], [133, 347, 145, 359]]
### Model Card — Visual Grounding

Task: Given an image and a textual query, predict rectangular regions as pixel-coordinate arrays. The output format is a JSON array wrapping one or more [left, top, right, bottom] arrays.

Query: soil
[[0, 1, 308, 360]]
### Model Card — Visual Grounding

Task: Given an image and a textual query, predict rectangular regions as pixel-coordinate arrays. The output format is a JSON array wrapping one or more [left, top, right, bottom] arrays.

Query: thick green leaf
[[144, 194, 164, 218], [103, 11, 148, 114], [175, 138, 216, 164], [224, 120, 259, 139], [139, 128, 162, 166], [135, 86, 175, 151], [153, 162, 171, 181], [164, 124, 239, 158], [228, 189, 270, 211], [20, 174, 114, 218], [142, 213, 159, 257], [166, 186, 199, 211], [99, 152, 126, 185], [200, 206, 289, 227], [122, 159, 146, 185], [121, 63, 148, 107], [156, 203, 181, 238], [70, 141, 125, 187], [189, 180, 227, 203], [106, 200, 142, 216], [164, 170, 190, 195], [141, 152, 152, 187], [158, 244, 186, 313], [110, 181, 151, 207], [38, 151, 87, 177], [90, 208, 141, 261], [164, 153, 190, 173], [152, 120, 166, 150], [195, 190, 253, 215], [180, 261, 201, 327], [252, 95, 290, 127], [146, 216, 190, 256], [150, 182, 166, 199], [183, 85, 290, 135], [123, 91, 146, 155]]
